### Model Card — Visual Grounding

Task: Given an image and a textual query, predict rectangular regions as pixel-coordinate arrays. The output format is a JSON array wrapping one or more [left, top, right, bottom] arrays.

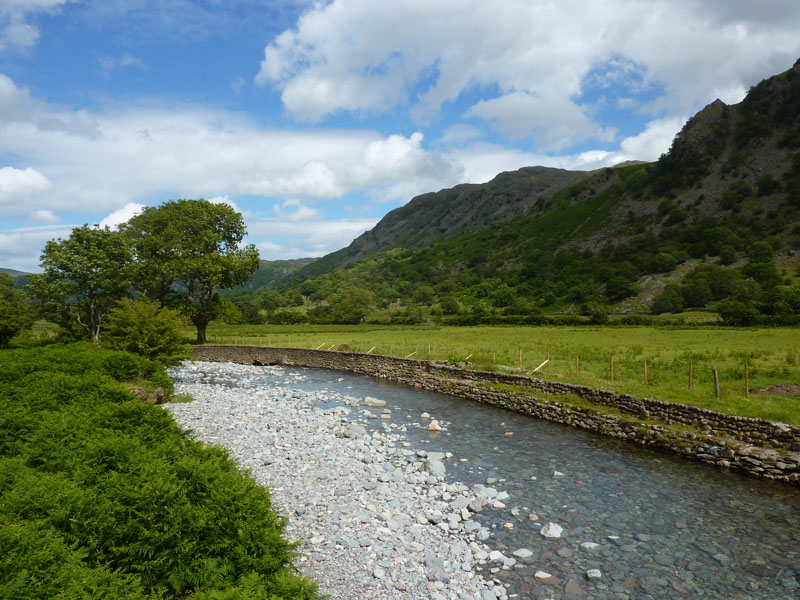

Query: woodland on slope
[[226, 59, 800, 327]]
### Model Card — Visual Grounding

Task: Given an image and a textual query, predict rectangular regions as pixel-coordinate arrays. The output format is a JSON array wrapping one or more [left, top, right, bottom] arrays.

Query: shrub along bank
[[0, 343, 318, 600]]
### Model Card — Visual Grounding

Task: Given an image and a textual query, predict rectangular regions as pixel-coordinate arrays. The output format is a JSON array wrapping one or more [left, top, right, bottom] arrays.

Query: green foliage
[[580, 301, 609, 324], [720, 180, 752, 210], [27, 225, 135, 344], [717, 300, 762, 325], [651, 284, 684, 314], [748, 241, 774, 263], [0, 344, 318, 599], [439, 296, 460, 315], [102, 298, 190, 365], [0, 273, 34, 348], [122, 200, 260, 343], [322, 286, 375, 324], [756, 174, 780, 196], [649, 253, 678, 273], [210, 63, 800, 327]]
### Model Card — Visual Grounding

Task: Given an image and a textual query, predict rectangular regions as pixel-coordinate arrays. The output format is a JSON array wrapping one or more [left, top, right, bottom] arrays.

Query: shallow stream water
[[180, 363, 800, 600]]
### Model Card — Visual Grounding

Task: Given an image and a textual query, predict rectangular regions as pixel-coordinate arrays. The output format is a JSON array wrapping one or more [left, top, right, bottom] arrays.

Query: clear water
[[180, 363, 800, 600]]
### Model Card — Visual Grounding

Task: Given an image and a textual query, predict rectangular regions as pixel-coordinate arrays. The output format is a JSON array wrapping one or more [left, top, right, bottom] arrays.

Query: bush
[[717, 300, 762, 326], [0, 344, 319, 600], [0, 274, 34, 348], [102, 298, 190, 366], [651, 284, 684, 314], [580, 301, 609, 324]]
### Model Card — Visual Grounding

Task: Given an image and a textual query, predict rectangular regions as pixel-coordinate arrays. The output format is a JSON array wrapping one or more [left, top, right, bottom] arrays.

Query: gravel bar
[[167, 362, 516, 600]]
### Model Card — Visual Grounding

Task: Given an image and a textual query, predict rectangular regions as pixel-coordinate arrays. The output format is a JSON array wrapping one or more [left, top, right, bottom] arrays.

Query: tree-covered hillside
[[222, 60, 800, 326]]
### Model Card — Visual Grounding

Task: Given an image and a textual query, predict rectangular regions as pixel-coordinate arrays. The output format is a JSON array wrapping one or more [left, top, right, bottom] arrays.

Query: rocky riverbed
[[167, 361, 525, 600], [167, 361, 800, 600]]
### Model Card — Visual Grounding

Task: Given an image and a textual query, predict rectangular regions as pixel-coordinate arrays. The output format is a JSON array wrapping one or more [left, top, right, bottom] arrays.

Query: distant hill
[[0, 268, 32, 289], [298, 166, 585, 278], [225, 257, 318, 294], [235, 58, 800, 325]]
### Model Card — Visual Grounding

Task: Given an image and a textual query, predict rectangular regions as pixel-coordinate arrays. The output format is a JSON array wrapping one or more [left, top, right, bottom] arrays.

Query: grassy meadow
[[190, 323, 800, 425]]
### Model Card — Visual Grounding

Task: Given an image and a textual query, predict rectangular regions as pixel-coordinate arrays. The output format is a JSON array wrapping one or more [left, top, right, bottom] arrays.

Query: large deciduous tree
[[121, 199, 259, 343], [27, 225, 134, 344]]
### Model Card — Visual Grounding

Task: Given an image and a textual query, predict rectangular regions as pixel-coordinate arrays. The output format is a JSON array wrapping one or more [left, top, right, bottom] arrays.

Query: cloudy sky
[[1, 0, 799, 272]]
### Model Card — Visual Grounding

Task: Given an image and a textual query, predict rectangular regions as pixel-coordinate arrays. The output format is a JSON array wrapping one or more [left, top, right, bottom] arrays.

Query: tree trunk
[[195, 320, 208, 344]]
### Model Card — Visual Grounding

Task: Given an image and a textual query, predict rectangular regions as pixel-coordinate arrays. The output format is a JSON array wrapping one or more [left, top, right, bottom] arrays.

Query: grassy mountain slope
[[226, 257, 317, 293], [236, 59, 800, 324], [297, 166, 586, 277]]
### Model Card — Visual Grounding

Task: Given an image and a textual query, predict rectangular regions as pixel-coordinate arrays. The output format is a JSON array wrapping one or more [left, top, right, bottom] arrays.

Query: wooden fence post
[[643, 357, 648, 385], [713, 369, 720, 398], [610, 355, 614, 381], [745, 364, 749, 399]]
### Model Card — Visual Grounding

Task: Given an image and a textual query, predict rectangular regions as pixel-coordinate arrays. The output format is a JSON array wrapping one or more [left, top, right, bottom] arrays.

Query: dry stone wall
[[191, 345, 800, 485]]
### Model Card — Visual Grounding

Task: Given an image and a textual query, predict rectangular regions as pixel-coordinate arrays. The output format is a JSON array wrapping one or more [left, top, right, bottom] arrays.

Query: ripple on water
[[170, 362, 800, 600]]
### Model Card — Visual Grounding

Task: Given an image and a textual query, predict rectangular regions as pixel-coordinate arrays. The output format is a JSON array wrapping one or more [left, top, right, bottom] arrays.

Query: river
[[175, 362, 800, 600]]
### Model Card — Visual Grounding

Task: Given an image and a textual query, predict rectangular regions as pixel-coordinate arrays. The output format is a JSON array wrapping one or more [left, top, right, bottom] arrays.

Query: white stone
[[580, 542, 600, 551], [586, 569, 602, 580], [427, 420, 443, 431], [512, 548, 533, 559], [540, 522, 563, 538], [364, 396, 387, 408], [534, 571, 553, 580]]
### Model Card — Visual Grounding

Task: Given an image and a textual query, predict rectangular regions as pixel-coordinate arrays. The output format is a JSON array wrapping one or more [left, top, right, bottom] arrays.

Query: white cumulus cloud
[[257, 0, 800, 149], [0, 166, 52, 210], [26, 209, 58, 224], [99, 202, 144, 229]]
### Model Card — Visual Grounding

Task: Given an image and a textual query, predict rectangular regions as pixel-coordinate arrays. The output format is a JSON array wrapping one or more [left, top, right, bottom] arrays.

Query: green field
[[188, 323, 800, 425]]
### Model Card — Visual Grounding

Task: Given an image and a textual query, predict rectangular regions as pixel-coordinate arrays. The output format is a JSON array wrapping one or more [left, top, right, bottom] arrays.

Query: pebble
[[540, 522, 564, 538], [166, 362, 502, 600], [586, 568, 602, 580]]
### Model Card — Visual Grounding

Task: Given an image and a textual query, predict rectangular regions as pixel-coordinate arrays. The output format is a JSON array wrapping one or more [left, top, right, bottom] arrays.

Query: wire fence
[[205, 334, 778, 402]]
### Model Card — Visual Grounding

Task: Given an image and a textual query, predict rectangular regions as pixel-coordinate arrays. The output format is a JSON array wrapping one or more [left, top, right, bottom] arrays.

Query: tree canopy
[[27, 225, 134, 344], [121, 199, 259, 343]]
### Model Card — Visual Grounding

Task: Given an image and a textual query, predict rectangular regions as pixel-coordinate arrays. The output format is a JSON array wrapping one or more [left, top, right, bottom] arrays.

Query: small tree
[[651, 283, 684, 314], [329, 286, 374, 324], [27, 225, 134, 344], [0, 273, 34, 347], [439, 296, 460, 315], [102, 298, 190, 365], [121, 199, 259, 343]]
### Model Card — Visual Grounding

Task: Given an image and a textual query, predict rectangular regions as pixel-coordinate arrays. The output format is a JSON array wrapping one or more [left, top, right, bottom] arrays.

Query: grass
[[189, 323, 800, 425]]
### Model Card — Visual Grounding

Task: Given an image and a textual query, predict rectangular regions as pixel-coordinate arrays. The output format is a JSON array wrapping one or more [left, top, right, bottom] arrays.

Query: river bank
[[168, 360, 800, 600], [167, 362, 521, 600], [191, 345, 800, 485]]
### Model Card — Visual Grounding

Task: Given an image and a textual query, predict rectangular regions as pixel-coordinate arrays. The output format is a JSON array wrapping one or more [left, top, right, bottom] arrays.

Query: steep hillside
[[236, 59, 800, 325], [298, 166, 586, 277]]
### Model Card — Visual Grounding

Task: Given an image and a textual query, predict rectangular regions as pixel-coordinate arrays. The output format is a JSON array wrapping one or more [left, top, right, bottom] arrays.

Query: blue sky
[[2, 0, 800, 272]]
